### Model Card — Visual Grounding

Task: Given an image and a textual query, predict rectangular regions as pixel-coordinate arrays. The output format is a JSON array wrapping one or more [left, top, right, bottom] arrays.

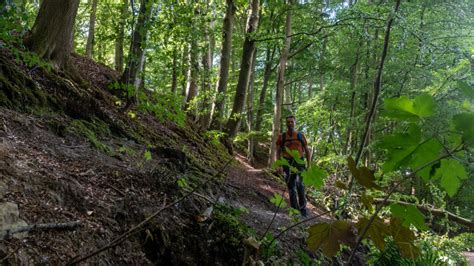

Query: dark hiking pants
[[283, 158, 307, 216]]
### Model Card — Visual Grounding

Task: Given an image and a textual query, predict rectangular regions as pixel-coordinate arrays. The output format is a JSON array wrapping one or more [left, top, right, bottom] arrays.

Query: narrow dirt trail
[[225, 153, 329, 258]]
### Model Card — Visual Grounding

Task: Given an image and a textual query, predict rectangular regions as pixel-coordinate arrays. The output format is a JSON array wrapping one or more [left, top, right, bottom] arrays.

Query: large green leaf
[[452, 113, 474, 145], [390, 204, 428, 231], [301, 163, 327, 189], [348, 157, 381, 190], [390, 218, 420, 258], [355, 216, 390, 250], [408, 139, 442, 180], [378, 126, 421, 172], [307, 221, 355, 257], [433, 159, 468, 197], [383, 94, 436, 120], [285, 147, 306, 165]]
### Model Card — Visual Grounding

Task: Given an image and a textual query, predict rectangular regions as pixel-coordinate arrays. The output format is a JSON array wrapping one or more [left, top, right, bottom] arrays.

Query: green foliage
[[433, 159, 469, 197], [144, 150, 152, 161], [270, 193, 287, 209], [301, 163, 327, 189], [389, 204, 428, 231], [204, 130, 226, 146], [307, 221, 355, 258], [383, 94, 436, 120]]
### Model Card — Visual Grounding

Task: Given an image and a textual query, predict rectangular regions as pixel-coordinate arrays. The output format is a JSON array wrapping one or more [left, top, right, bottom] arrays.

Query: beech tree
[[24, 0, 80, 69], [225, 0, 259, 138], [210, 0, 235, 130], [85, 0, 98, 58]]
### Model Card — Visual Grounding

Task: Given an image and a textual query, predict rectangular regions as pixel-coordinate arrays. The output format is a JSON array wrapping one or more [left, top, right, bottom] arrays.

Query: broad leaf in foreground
[[269, 193, 287, 208], [452, 112, 474, 145], [390, 204, 428, 231], [433, 159, 468, 197], [307, 221, 355, 257], [301, 163, 327, 189], [348, 157, 380, 190], [355, 216, 390, 250], [390, 218, 420, 258]]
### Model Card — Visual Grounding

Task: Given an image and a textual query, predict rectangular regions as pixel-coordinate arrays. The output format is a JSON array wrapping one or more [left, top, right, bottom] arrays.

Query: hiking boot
[[300, 208, 308, 218]]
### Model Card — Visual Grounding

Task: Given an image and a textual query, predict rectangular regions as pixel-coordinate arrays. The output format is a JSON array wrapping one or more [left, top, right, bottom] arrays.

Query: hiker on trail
[[276, 115, 311, 217]]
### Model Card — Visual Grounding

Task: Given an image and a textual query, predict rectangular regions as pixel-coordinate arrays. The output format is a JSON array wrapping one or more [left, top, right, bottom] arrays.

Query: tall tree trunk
[[253, 45, 275, 152], [224, 0, 259, 138], [247, 48, 258, 163], [25, 0, 80, 69], [308, 80, 313, 98], [348, 0, 402, 191], [185, 40, 199, 107], [319, 37, 327, 92], [85, 0, 98, 58], [268, 0, 293, 166], [345, 41, 361, 155], [181, 44, 188, 98], [121, 0, 152, 90], [198, 2, 216, 129], [171, 48, 178, 94], [211, 0, 235, 130], [115, 0, 128, 72]]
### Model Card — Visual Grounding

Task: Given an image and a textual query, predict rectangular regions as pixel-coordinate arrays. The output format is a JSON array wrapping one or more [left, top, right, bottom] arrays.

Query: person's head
[[286, 115, 296, 131]]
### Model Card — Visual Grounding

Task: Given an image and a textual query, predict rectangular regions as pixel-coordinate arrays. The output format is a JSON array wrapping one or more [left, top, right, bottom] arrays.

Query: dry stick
[[67, 158, 234, 265], [1, 220, 81, 240], [345, 149, 458, 265], [347, 0, 401, 193]]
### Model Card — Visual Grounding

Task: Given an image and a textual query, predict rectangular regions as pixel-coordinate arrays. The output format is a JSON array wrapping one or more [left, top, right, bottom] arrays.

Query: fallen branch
[[373, 198, 474, 230], [1, 220, 81, 240]]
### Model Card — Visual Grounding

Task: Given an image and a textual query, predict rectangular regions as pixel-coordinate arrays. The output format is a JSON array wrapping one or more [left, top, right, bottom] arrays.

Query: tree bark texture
[[171, 48, 178, 94], [115, 0, 128, 72], [253, 45, 275, 153], [185, 40, 199, 106], [247, 48, 257, 163], [225, 0, 259, 138], [120, 0, 152, 87], [268, 0, 293, 166], [211, 0, 235, 130], [85, 0, 98, 58], [25, 0, 80, 69]]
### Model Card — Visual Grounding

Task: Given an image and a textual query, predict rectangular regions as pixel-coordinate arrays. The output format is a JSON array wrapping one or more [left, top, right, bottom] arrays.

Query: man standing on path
[[276, 115, 311, 217]]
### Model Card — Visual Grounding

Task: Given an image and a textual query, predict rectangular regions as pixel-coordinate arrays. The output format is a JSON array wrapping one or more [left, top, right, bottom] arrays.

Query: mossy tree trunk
[[24, 0, 80, 70]]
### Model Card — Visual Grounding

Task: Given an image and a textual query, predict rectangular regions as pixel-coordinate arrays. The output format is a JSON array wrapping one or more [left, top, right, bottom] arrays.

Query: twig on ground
[[1, 220, 81, 240]]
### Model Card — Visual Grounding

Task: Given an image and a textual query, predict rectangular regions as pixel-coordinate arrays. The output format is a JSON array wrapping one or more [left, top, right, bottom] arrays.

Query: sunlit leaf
[[285, 147, 305, 165], [390, 204, 428, 231], [144, 150, 152, 161], [433, 159, 468, 197], [270, 193, 287, 208], [307, 221, 355, 257], [301, 163, 327, 189], [383, 94, 435, 120]]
